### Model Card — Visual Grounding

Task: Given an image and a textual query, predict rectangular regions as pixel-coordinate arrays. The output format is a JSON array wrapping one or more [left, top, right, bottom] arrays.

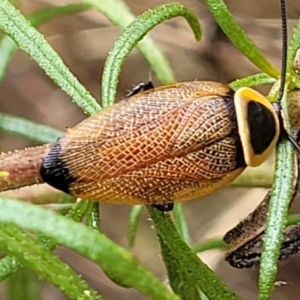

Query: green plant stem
[[203, 0, 279, 78], [148, 207, 241, 300], [259, 85, 295, 299]]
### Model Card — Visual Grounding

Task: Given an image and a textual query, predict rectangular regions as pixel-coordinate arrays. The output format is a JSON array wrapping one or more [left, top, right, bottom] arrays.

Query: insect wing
[[44, 81, 244, 204]]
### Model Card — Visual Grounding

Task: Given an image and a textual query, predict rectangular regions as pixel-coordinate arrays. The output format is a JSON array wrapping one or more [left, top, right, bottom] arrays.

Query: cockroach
[[39, 80, 281, 211], [1, 0, 297, 213]]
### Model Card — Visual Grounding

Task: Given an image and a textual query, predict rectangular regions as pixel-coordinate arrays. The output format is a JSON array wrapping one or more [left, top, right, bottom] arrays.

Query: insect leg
[[125, 81, 154, 98], [152, 203, 174, 212], [224, 128, 300, 268], [224, 191, 273, 268], [225, 220, 300, 269]]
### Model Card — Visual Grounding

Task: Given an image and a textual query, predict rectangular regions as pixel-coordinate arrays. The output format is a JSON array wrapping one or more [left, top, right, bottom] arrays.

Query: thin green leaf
[[0, 0, 100, 115], [0, 224, 101, 300], [80, 0, 175, 85], [0, 198, 179, 300], [86, 203, 101, 231], [0, 35, 16, 83], [0, 113, 63, 143], [287, 17, 300, 75], [102, 3, 201, 106], [173, 203, 191, 245], [230, 73, 276, 90], [293, 77, 300, 89], [29, 4, 90, 27], [0, 4, 90, 82], [203, 0, 279, 78], [194, 238, 227, 253], [158, 234, 202, 300], [127, 205, 143, 246], [148, 207, 241, 300], [6, 269, 41, 300], [287, 213, 300, 225], [0, 200, 91, 281], [259, 89, 295, 299], [200, 292, 210, 300]]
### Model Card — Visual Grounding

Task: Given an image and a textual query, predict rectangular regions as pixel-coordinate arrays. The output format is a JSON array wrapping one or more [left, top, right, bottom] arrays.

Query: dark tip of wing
[[40, 139, 75, 194]]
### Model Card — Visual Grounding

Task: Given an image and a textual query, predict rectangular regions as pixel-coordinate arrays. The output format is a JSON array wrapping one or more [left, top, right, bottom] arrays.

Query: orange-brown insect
[[40, 81, 280, 211]]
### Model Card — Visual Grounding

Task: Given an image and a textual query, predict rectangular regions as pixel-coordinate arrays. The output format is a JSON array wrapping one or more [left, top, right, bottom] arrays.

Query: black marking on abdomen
[[40, 139, 75, 194]]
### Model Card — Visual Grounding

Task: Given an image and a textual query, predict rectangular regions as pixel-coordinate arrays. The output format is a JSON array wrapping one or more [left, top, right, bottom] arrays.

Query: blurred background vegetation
[[1, 0, 300, 299]]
